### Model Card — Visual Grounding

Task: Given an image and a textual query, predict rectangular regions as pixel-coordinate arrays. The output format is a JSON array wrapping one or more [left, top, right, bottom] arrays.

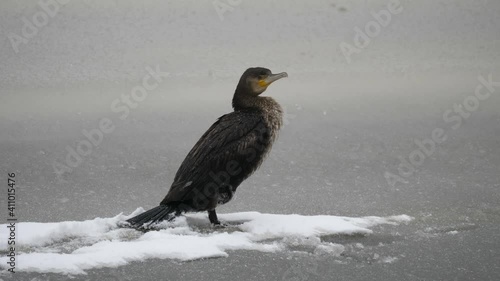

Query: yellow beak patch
[[258, 80, 268, 87]]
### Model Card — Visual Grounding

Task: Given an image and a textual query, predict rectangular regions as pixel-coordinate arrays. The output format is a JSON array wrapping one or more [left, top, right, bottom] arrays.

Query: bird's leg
[[208, 209, 221, 225]]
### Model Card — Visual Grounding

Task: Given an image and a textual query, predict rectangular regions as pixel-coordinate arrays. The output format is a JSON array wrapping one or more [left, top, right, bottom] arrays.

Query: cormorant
[[126, 67, 287, 229]]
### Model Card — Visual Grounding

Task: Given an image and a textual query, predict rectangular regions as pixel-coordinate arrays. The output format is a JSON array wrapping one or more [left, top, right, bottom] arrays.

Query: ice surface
[[1, 0, 499, 279], [0, 209, 411, 275]]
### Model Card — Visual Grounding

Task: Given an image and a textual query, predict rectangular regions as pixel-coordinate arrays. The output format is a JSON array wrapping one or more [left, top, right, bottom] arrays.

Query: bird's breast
[[261, 99, 283, 142]]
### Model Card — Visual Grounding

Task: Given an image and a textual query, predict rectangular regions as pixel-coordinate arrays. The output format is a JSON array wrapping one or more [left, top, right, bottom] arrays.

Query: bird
[[126, 67, 288, 229]]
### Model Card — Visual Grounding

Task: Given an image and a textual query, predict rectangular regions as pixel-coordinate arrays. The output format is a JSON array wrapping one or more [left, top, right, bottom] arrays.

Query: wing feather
[[163, 112, 265, 203]]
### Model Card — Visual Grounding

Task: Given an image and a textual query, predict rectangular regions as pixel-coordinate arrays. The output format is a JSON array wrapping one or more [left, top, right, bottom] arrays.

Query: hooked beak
[[259, 72, 288, 87]]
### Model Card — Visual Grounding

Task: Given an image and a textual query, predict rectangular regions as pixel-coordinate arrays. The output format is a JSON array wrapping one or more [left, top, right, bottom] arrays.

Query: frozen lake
[[1, 0, 499, 280]]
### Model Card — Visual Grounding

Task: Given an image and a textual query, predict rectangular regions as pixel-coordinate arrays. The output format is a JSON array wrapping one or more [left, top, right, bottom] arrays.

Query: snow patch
[[0, 209, 412, 275]]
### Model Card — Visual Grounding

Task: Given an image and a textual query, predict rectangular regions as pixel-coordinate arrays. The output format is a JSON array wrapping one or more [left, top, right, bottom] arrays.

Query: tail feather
[[126, 205, 179, 229]]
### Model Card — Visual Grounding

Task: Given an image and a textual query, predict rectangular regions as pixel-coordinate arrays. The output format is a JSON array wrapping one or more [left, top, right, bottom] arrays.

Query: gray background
[[1, 0, 499, 280]]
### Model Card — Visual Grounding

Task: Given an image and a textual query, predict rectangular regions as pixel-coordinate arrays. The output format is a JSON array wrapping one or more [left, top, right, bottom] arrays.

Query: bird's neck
[[232, 91, 283, 128], [232, 91, 279, 111], [232, 93, 262, 111]]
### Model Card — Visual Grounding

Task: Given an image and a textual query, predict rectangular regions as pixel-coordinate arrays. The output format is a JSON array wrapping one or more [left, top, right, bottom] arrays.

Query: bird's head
[[237, 67, 288, 96]]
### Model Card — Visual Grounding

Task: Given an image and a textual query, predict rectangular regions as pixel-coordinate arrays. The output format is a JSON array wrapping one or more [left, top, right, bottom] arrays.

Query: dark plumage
[[126, 67, 287, 229]]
